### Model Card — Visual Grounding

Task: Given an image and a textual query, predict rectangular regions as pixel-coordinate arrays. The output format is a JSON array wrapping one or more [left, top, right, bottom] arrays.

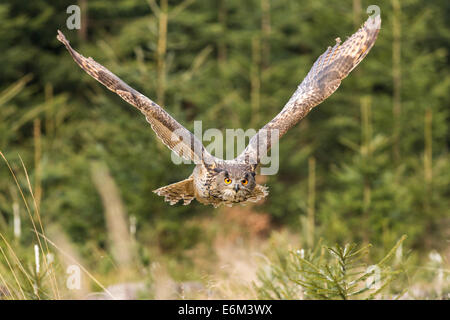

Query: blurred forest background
[[0, 0, 448, 299]]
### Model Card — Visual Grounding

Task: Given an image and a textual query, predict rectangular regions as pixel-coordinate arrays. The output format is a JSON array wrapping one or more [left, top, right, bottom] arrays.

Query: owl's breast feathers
[[154, 163, 268, 208]]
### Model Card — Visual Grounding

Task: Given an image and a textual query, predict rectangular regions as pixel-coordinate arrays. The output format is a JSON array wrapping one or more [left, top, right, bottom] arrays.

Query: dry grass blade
[[0, 151, 59, 298], [18, 155, 60, 298], [35, 231, 116, 299]]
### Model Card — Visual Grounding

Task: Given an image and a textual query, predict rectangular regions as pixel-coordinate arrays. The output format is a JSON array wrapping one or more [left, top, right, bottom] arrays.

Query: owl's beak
[[233, 184, 240, 192]]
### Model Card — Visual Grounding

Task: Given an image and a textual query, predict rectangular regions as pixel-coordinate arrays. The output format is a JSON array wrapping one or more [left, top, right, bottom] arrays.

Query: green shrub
[[256, 236, 407, 300]]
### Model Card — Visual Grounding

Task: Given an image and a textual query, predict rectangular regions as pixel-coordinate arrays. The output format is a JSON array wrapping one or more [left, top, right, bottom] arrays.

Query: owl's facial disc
[[213, 169, 256, 202]]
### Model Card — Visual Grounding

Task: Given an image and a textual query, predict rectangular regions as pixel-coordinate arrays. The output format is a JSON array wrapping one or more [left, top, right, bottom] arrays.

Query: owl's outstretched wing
[[236, 15, 381, 165], [57, 31, 213, 165]]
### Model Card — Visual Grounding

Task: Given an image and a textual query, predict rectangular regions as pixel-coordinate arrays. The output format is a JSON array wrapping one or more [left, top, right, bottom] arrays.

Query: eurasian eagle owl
[[57, 15, 381, 208]]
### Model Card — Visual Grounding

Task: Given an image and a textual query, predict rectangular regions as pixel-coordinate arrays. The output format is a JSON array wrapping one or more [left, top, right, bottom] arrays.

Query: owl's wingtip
[[365, 13, 381, 31], [56, 30, 67, 44]]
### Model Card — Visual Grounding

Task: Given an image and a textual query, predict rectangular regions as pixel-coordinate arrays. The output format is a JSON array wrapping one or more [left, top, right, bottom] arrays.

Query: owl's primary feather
[[56, 31, 213, 166], [57, 14, 381, 207], [237, 15, 381, 164]]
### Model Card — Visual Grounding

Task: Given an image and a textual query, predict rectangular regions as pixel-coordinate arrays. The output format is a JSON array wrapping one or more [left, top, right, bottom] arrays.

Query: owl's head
[[207, 162, 261, 203]]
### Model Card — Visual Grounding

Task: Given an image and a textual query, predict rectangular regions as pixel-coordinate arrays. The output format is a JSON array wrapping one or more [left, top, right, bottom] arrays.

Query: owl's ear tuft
[[204, 161, 226, 175], [203, 159, 218, 171], [249, 163, 258, 176], [213, 167, 225, 173]]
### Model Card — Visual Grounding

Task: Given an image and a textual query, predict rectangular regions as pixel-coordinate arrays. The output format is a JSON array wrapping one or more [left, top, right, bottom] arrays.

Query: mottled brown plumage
[[57, 15, 381, 207], [237, 15, 381, 164]]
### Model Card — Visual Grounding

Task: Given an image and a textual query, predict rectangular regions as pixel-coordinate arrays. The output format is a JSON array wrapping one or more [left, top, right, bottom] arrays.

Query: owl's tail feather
[[153, 177, 195, 205]]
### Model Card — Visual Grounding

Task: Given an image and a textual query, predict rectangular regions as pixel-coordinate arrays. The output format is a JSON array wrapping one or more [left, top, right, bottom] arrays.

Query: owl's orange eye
[[241, 179, 248, 185], [224, 178, 232, 184]]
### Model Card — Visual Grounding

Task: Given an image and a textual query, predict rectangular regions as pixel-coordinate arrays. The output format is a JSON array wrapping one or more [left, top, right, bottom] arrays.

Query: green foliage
[[0, 0, 448, 295], [256, 236, 407, 300], [0, 235, 56, 300]]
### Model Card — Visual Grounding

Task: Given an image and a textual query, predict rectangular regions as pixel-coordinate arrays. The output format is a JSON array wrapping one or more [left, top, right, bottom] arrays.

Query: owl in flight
[[57, 15, 381, 208]]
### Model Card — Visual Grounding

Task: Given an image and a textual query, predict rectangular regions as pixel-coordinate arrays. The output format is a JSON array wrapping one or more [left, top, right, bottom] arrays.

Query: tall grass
[[0, 152, 114, 299]]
